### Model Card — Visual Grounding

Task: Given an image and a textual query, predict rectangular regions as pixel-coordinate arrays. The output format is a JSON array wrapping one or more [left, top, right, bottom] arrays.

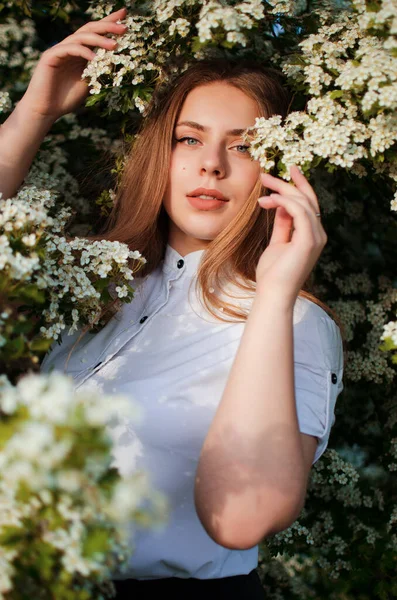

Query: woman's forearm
[[0, 99, 55, 200], [194, 292, 306, 548]]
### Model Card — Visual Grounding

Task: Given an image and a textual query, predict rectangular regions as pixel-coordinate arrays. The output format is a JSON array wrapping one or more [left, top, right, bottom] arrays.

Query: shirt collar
[[163, 243, 206, 277]]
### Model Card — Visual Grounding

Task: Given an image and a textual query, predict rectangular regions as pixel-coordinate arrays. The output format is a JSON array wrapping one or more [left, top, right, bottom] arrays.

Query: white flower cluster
[[266, 0, 308, 15], [267, 448, 393, 578], [334, 35, 397, 113], [154, 0, 198, 23], [169, 17, 191, 38], [0, 16, 40, 79], [0, 188, 58, 281], [21, 112, 121, 217], [0, 185, 146, 343], [154, 0, 264, 42], [196, 0, 264, 45], [39, 235, 145, 339], [82, 13, 164, 114], [82, 0, 265, 113], [329, 284, 397, 385], [247, 2, 397, 211], [0, 371, 168, 596], [0, 91, 11, 113], [381, 320, 397, 346], [246, 95, 368, 175], [354, 0, 397, 43]]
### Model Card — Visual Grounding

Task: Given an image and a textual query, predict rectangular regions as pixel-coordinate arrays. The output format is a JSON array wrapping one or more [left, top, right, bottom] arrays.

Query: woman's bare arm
[[0, 99, 56, 200], [0, 7, 127, 200]]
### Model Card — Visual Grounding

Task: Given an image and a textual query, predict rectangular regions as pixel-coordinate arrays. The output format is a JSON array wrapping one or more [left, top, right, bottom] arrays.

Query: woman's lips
[[186, 195, 228, 210], [187, 187, 228, 201]]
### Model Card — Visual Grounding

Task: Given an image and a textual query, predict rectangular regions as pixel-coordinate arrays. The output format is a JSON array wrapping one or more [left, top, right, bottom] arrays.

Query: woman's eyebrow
[[175, 120, 246, 136]]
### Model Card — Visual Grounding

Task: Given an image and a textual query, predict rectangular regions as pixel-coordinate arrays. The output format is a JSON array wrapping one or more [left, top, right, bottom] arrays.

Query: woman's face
[[162, 81, 261, 256]]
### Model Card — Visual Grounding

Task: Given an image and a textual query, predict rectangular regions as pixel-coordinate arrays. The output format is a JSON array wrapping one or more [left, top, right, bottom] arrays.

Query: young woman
[[0, 7, 345, 598]]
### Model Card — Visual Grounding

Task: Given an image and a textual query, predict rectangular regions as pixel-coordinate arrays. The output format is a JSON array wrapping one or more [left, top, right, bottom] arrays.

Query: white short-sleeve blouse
[[40, 243, 344, 581]]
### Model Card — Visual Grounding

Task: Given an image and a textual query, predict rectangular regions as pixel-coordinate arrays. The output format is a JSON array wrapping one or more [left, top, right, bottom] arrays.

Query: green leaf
[[0, 525, 26, 546], [0, 272, 9, 292], [12, 319, 35, 335], [0, 411, 28, 447], [4, 335, 25, 359], [100, 288, 112, 304], [85, 91, 106, 107], [82, 527, 110, 557], [329, 90, 344, 100], [18, 284, 46, 304], [98, 466, 120, 495], [379, 337, 396, 352], [27, 541, 58, 580], [30, 336, 54, 352], [93, 277, 111, 292], [191, 35, 206, 54], [95, 189, 114, 217], [121, 91, 137, 114], [311, 156, 323, 168], [325, 162, 338, 173], [366, 1, 381, 12]]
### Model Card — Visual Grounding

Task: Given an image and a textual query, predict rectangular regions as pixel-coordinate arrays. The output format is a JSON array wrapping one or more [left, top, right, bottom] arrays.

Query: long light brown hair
[[85, 58, 346, 360]]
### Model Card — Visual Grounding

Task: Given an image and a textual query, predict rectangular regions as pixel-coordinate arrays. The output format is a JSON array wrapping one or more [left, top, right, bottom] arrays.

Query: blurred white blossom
[[0, 372, 168, 596]]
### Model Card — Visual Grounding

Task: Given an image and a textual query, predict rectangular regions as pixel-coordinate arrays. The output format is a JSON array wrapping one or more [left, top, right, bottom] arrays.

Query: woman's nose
[[200, 147, 226, 178]]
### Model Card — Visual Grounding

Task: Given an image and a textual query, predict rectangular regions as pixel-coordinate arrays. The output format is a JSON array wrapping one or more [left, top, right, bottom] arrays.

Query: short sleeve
[[293, 304, 344, 465]]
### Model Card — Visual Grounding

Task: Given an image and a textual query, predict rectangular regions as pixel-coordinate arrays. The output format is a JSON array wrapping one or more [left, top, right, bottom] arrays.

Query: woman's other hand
[[256, 165, 328, 308], [19, 7, 127, 121]]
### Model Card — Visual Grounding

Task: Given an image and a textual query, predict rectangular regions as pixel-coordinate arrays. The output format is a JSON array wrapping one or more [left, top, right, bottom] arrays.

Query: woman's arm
[[195, 166, 327, 550], [0, 7, 128, 200], [194, 293, 311, 549], [0, 99, 56, 200]]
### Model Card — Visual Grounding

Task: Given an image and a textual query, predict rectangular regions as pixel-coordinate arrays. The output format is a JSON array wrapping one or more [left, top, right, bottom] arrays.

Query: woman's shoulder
[[41, 272, 155, 374], [293, 295, 333, 323], [293, 296, 343, 364]]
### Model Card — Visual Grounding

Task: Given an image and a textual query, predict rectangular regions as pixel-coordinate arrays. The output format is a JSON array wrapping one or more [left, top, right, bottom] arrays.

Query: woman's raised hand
[[20, 7, 127, 121], [255, 165, 327, 308]]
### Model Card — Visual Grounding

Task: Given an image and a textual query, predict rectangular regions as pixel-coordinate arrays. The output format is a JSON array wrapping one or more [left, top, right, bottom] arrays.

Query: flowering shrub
[[1, 0, 397, 598], [246, 0, 397, 207], [82, 0, 266, 115], [0, 8, 160, 598], [0, 185, 146, 382], [0, 372, 168, 599]]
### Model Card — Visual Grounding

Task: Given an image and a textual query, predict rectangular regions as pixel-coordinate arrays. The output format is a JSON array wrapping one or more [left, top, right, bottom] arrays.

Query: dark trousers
[[113, 568, 265, 599]]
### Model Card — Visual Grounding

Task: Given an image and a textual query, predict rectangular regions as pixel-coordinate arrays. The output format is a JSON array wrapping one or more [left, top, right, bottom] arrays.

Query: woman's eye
[[175, 137, 249, 153], [176, 136, 199, 146], [235, 144, 250, 154]]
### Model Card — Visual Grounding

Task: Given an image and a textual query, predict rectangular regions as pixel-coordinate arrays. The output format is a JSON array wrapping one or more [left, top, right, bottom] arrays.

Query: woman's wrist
[[0, 99, 57, 200], [254, 286, 295, 315], [14, 96, 58, 129]]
